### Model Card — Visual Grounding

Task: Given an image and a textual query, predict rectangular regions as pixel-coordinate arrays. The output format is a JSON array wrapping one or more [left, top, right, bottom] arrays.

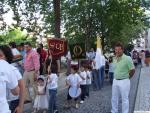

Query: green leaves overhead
[[0, 0, 149, 50]]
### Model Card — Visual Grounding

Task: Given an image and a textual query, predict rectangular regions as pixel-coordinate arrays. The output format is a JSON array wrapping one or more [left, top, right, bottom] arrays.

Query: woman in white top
[[0, 45, 20, 113], [66, 66, 82, 108]]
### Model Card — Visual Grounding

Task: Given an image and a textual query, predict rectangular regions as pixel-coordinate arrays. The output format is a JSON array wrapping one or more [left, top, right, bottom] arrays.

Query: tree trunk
[[53, 0, 61, 38]]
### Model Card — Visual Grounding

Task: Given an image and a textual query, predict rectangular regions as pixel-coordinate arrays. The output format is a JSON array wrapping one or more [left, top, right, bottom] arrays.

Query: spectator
[[111, 42, 135, 113], [0, 45, 20, 113], [23, 42, 40, 102]]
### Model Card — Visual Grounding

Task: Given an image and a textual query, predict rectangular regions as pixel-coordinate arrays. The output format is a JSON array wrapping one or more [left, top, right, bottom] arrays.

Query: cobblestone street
[[24, 65, 141, 113]]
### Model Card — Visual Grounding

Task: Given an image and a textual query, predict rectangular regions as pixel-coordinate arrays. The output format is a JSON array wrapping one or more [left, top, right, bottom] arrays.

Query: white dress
[[33, 85, 48, 109]]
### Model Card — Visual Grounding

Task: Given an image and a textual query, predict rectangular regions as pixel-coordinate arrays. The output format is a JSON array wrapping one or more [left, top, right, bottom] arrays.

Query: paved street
[[24, 65, 141, 113], [134, 66, 150, 112]]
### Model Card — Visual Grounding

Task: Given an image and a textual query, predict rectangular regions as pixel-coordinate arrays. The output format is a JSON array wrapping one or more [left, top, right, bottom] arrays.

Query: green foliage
[[0, 0, 149, 51], [62, 0, 148, 51], [0, 28, 33, 45]]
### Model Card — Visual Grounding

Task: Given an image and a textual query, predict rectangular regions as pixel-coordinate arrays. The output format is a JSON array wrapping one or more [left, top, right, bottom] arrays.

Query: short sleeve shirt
[[11, 48, 21, 66], [80, 71, 87, 85], [66, 73, 82, 87], [7, 66, 22, 101], [113, 54, 135, 79], [0, 60, 18, 113], [47, 73, 58, 89]]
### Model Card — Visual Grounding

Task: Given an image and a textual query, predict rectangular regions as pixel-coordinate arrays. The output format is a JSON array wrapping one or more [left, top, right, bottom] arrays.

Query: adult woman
[[0, 45, 20, 113], [45, 49, 60, 75]]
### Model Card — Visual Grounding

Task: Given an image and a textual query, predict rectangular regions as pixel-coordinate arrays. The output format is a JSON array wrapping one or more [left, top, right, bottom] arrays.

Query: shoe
[[80, 100, 84, 104], [75, 103, 79, 109]]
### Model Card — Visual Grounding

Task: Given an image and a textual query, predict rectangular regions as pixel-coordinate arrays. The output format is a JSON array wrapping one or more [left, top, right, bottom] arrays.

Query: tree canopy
[[0, 0, 149, 50]]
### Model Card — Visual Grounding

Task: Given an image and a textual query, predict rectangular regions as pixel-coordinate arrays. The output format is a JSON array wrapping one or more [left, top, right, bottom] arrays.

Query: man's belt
[[116, 78, 127, 80], [27, 69, 35, 72]]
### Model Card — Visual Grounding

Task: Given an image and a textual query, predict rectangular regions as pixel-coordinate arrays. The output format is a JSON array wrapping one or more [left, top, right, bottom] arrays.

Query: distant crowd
[[0, 41, 149, 113]]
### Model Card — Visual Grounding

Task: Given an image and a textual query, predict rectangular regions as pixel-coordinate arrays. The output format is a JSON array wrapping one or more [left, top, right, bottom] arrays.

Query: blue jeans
[[92, 69, 99, 90], [98, 69, 102, 89], [109, 72, 114, 84], [48, 89, 57, 113], [100, 66, 105, 87]]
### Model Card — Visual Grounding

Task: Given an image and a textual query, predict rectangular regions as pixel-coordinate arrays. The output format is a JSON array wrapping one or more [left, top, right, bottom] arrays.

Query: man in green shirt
[[111, 43, 135, 113]]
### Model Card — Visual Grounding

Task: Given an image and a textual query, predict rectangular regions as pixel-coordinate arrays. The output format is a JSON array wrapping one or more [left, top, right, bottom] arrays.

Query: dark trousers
[[92, 69, 100, 90], [100, 66, 105, 87], [109, 72, 114, 84], [80, 85, 86, 101], [86, 85, 90, 97], [48, 89, 57, 113], [9, 99, 19, 113]]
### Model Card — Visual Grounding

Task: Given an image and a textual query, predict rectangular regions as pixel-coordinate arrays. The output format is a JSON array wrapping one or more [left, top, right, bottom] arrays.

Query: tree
[[62, 0, 148, 51], [0, 28, 34, 45]]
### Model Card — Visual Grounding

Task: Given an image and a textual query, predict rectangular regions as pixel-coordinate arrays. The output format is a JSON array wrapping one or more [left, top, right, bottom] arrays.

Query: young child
[[32, 76, 48, 113], [108, 56, 114, 84], [85, 65, 92, 97], [47, 68, 58, 113], [79, 65, 87, 104], [66, 66, 82, 109]]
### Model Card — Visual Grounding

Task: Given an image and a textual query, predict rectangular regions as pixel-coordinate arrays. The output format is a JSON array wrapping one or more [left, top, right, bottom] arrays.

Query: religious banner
[[69, 43, 86, 60], [48, 38, 67, 58]]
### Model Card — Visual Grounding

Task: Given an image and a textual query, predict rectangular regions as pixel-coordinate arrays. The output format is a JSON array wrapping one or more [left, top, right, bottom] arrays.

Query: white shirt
[[80, 71, 87, 85], [109, 63, 115, 73], [11, 48, 21, 67], [47, 73, 58, 89], [86, 71, 92, 84], [0, 60, 18, 113], [88, 51, 96, 60], [66, 51, 71, 60], [7, 66, 22, 101], [66, 73, 82, 87], [94, 48, 102, 69], [101, 55, 106, 66]]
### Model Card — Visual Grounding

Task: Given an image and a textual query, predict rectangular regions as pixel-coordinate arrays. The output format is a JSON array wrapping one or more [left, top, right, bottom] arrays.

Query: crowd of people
[[0, 41, 149, 113]]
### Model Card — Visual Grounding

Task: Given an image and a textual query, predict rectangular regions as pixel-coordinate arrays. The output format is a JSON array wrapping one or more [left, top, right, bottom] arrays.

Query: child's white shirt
[[80, 71, 87, 85], [66, 73, 82, 87], [86, 70, 92, 85], [47, 73, 58, 89]]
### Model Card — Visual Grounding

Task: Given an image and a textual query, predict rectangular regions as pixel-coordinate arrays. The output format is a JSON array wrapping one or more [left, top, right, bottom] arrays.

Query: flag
[[69, 43, 86, 60], [48, 38, 67, 58], [94, 36, 103, 69]]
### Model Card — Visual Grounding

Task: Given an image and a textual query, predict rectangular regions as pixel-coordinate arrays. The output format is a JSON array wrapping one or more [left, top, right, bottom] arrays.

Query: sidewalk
[[134, 66, 150, 113]]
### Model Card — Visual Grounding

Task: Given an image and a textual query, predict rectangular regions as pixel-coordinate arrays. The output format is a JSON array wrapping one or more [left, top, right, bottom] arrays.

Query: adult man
[[23, 42, 40, 101], [100, 55, 106, 87], [111, 43, 135, 113], [0, 45, 20, 113]]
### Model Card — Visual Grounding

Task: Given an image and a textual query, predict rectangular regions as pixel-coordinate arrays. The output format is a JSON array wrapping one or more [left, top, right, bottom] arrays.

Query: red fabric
[[41, 49, 47, 62], [48, 38, 67, 58]]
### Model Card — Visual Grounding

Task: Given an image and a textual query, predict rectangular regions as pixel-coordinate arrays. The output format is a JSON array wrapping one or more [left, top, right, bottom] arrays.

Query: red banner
[[48, 38, 67, 58]]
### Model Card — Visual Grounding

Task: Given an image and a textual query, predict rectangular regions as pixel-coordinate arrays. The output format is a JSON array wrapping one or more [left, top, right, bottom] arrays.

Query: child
[[85, 65, 92, 97], [32, 76, 48, 113], [79, 65, 87, 104], [47, 68, 58, 113], [66, 66, 82, 109], [108, 56, 114, 84]]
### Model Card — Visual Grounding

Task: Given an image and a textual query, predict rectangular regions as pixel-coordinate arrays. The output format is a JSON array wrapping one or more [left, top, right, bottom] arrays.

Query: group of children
[[31, 64, 92, 113], [66, 65, 92, 109]]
